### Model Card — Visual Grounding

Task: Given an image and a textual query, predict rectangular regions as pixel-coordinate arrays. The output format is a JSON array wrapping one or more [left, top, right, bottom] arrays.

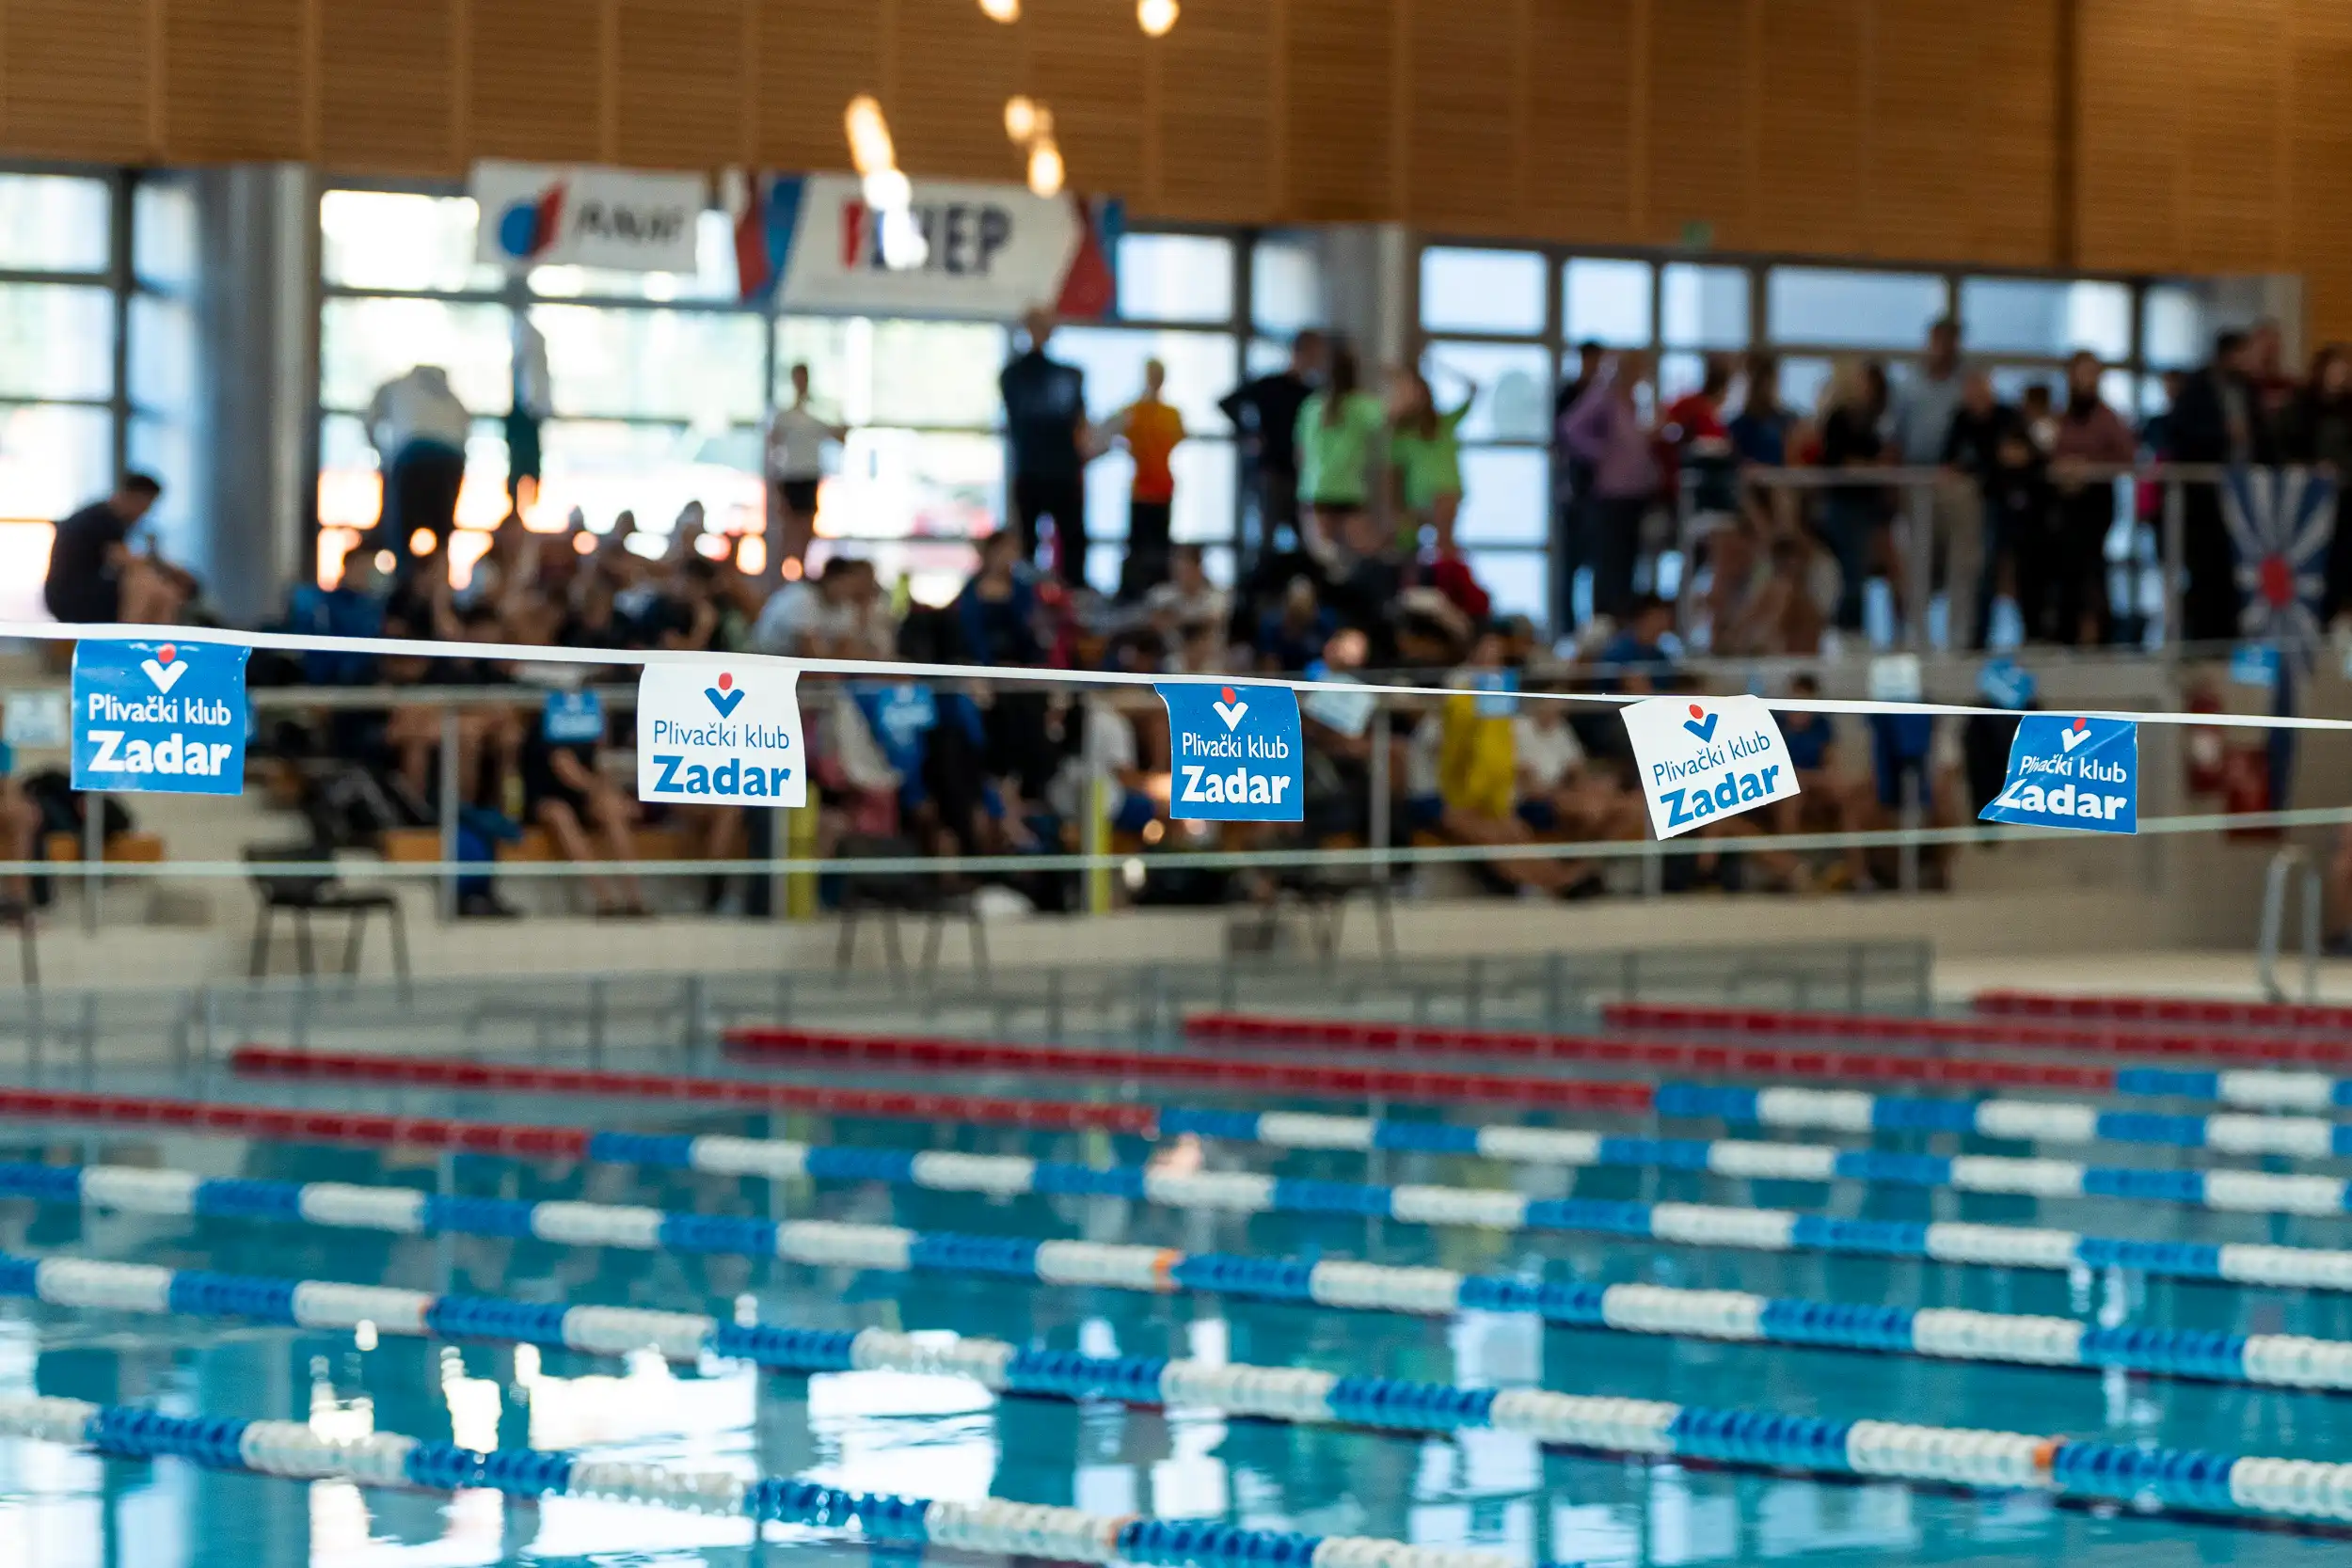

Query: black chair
[[0, 897, 34, 987], [246, 843, 409, 994], [833, 834, 989, 978]]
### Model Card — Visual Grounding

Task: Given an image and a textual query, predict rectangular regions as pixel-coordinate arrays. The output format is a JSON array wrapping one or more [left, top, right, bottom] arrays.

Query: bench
[[377, 825, 699, 863], [41, 831, 167, 864]]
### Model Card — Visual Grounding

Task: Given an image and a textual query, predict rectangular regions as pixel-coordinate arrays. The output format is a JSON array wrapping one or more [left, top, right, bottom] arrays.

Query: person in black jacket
[[2165, 330, 2280, 644]]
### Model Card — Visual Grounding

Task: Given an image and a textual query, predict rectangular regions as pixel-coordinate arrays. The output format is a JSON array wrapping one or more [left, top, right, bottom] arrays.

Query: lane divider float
[[12, 1255, 2352, 1526]]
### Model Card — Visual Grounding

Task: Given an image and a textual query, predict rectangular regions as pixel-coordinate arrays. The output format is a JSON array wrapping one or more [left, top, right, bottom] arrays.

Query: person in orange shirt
[[1104, 357, 1185, 600]]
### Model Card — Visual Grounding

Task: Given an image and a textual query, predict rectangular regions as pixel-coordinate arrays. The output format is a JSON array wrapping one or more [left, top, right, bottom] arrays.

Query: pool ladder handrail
[[2257, 845, 2322, 1004]]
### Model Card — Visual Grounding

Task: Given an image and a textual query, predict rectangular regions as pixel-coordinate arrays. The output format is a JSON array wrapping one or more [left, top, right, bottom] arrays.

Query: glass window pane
[[0, 285, 116, 401], [322, 190, 505, 293], [127, 415, 197, 563], [537, 419, 761, 537], [1053, 326, 1240, 431], [0, 175, 109, 273], [0, 405, 117, 617], [820, 429, 1004, 548], [778, 317, 1008, 428], [1778, 356, 1834, 414], [1661, 263, 1748, 350], [1988, 365, 2057, 405], [529, 210, 739, 303], [1420, 247, 1546, 336], [130, 294, 197, 416], [531, 305, 764, 423], [2142, 284, 2209, 371], [1958, 277, 2132, 360], [1422, 341, 1551, 443], [1768, 267, 1946, 349], [134, 181, 197, 291], [1119, 233, 1233, 324], [321, 296, 513, 414], [1083, 438, 1235, 550], [1564, 258, 1653, 348], [1464, 550, 1548, 624], [2100, 369, 2137, 415], [1251, 235, 1326, 337], [1658, 351, 1704, 403], [1454, 448, 1548, 546]]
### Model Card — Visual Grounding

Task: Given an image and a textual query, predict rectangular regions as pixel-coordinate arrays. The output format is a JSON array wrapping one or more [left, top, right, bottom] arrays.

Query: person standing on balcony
[[366, 364, 470, 565], [1559, 349, 1658, 627], [2281, 344, 2352, 625], [2047, 351, 2137, 645], [1000, 308, 1091, 585], [1552, 340, 1607, 628], [767, 362, 849, 578], [2169, 329, 2278, 643], [1888, 317, 1977, 645], [1103, 356, 1185, 600]]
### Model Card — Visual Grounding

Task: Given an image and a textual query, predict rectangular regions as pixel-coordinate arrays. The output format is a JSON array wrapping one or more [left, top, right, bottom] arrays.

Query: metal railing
[[2257, 846, 2324, 1004]]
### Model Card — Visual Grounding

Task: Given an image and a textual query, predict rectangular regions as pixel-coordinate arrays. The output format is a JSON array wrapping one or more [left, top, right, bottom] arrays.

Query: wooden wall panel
[[890, 0, 1023, 182], [1403, 0, 1518, 234], [1644, 0, 1752, 248], [1752, 0, 1865, 258], [1521, 0, 1637, 242], [1, 0, 152, 161], [1968, 0, 2061, 268], [754, 0, 881, 171], [615, 0, 747, 168], [161, 0, 309, 162], [468, 0, 607, 165], [2074, 0, 2186, 271], [2287, 1, 2352, 342], [1283, 0, 1394, 221], [2177, 0, 2285, 275], [1152, 0, 1278, 222], [320, 0, 458, 175], [1023, 0, 1146, 196]]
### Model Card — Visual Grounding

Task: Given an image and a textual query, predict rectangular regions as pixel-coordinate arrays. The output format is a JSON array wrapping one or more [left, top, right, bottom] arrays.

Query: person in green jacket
[[1389, 365, 1475, 557], [1294, 341, 1389, 559]]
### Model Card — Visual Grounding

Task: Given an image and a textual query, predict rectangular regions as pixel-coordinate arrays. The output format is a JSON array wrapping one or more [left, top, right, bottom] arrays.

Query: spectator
[[955, 529, 1044, 667], [1553, 340, 1607, 629], [1816, 357, 1890, 631], [1000, 308, 1089, 584], [1295, 340, 1390, 562], [2281, 344, 2352, 623], [2249, 318, 2298, 427], [1388, 365, 1474, 557], [1772, 673, 1870, 891], [366, 364, 470, 564], [43, 474, 180, 625], [766, 362, 848, 575], [1559, 350, 1659, 626], [2048, 350, 2137, 645], [2169, 329, 2279, 642], [1256, 576, 1336, 673], [1939, 370, 2030, 649], [507, 317, 550, 523], [751, 557, 891, 659], [1596, 594, 1678, 694], [1888, 318, 1976, 643], [1219, 330, 1324, 569], [2020, 382, 2058, 453], [1416, 629, 1587, 896], [1142, 545, 1228, 659], [1659, 354, 1739, 522], [1103, 357, 1185, 599], [520, 690, 646, 919], [1729, 352, 1795, 468]]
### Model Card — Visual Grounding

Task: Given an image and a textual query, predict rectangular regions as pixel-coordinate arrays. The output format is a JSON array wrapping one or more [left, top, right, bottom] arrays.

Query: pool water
[[3, 1049, 2352, 1568]]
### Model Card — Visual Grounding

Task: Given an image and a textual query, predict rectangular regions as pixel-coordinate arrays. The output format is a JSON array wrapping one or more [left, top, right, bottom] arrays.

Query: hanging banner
[[1620, 694, 1801, 839], [636, 662, 807, 806], [71, 639, 249, 795], [471, 160, 704, 272], [735, 172, 1119, 319], [1979, 715, 2137, 833], [1157, 681, 1303, 822]]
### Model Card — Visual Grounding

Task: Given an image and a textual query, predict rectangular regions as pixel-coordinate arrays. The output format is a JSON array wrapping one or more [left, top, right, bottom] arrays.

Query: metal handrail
[[2257, 846, 2323, 1004]]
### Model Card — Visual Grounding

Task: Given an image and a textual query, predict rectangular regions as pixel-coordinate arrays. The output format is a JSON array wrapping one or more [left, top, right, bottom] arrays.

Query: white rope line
[[1, 619, 2336, 732]]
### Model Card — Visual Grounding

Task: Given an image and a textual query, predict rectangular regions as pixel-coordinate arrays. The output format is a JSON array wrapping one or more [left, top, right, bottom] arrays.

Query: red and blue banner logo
[[494, 180, 569, 262]]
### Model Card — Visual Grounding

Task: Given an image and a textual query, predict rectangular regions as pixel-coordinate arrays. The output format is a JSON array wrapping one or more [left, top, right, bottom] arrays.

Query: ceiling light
[[1027, 138, 1064, 198], [1004, 95, 1038, 144], [979, 0, 1019, 19], [1137, 0, 1178, 37]]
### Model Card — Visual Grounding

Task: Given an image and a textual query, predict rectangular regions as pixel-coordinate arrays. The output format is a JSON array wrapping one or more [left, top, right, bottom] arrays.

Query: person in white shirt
[[365, 365, 470, 563], [766, 362, 849, 574]]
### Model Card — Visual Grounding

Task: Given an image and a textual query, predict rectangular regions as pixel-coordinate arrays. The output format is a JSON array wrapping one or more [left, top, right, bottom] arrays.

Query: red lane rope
[[1597, 1001, 2352, 1067], [230, 1045, 1160, 1132], [1975, 989, 2352, 1034], [1182, 1012, 2125, 1091], [0, 1084, 596, 1157], [721, 1026, 1658, 1109]]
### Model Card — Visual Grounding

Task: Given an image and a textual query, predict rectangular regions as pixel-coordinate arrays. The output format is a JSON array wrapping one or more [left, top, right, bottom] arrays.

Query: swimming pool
[[5, 1010, 2352, 1568]]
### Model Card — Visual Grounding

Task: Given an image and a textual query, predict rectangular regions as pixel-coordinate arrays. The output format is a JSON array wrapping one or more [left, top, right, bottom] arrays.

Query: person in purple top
[[1559, 351, 1659, 626]]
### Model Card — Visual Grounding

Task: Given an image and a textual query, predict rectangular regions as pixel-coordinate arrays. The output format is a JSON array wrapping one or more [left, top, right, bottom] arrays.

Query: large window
[[0, 172, 175, 623], [314, 192, 1270, 600]]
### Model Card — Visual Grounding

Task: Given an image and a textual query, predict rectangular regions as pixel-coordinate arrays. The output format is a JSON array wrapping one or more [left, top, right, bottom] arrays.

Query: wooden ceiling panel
[[616, 0, 748, 169], [321, 0, 458, 175], [162, 0, 309, 162], [1, 0, 153, 161], [469, 0, 607, 164]]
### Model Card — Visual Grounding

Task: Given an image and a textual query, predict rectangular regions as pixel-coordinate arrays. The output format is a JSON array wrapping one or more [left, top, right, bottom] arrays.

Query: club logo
[[496, 181, 568, 261], [2059, 717, 2092, 753], [140, 643, 187, 694], [1212, 686, 1248, 730], [1681, 703, 1719, 742], [705, 672, 745, 719]]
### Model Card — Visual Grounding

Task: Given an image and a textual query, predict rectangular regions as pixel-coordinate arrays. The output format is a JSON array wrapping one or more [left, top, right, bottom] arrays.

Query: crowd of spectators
[[30, 309, 2352, 920], [1560, 316, 2352, 657]]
